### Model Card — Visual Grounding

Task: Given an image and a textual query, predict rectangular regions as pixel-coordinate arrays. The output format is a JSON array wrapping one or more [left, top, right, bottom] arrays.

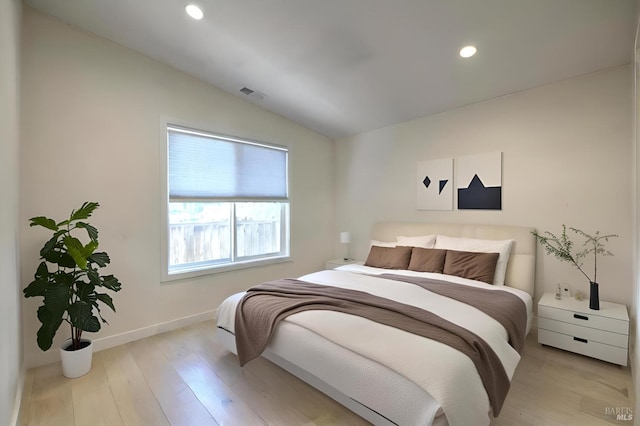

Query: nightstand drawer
[[538, 305, 628, 335], [538, 317, 628, 348], [538, 329, 627, 365]]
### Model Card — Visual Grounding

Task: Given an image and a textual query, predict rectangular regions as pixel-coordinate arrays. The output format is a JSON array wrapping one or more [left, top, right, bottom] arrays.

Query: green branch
[[532, 225, 618, 284]]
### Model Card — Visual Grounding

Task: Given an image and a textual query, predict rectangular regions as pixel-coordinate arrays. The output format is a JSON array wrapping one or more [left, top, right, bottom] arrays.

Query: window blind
[[168, 126, 288, 200]]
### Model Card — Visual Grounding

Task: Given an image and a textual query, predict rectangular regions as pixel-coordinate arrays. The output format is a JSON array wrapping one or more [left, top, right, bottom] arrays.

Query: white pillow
[[434, 235, 514, 285], [370, 239, 397, 248], [396, 235, 437, 248]]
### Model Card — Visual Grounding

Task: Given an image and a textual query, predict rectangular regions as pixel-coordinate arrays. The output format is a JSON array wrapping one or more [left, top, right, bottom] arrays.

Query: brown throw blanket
[[234, 278, 517, 415], [377, 274, 528, 353]]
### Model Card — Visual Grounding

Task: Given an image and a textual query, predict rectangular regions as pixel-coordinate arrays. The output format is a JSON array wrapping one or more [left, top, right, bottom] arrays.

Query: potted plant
[[532, 225, 617, 310], [23, 202, 122, 378]]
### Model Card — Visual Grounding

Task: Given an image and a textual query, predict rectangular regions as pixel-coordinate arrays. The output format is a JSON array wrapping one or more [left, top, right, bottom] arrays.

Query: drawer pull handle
[[573, 314, 589, 321], [573, 337, 588, 343]]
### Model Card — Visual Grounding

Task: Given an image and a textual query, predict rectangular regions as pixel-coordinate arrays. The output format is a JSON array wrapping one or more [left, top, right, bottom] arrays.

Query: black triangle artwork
[[457, 174, 501, 210]]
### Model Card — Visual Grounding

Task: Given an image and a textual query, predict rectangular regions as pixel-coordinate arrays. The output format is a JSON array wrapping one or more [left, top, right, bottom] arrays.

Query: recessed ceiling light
[[459, 45, 477, 58], [185, 4, 204, 20]]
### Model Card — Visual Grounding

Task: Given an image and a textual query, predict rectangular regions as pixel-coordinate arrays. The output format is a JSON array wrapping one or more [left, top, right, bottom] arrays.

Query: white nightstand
[[325, 258, 359, 269], [537, 292, 629, 366]]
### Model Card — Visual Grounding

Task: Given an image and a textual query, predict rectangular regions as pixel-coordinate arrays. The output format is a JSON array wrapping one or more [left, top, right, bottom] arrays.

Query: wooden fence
[[169, 220, 280, 266]]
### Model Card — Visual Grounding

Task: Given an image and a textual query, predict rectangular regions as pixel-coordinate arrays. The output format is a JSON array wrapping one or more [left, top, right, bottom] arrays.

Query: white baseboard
[[25, 309, 217, 368]]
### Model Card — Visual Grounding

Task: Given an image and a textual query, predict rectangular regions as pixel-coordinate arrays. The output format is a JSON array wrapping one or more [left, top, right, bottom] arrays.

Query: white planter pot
[[60, 338, 93, 378]]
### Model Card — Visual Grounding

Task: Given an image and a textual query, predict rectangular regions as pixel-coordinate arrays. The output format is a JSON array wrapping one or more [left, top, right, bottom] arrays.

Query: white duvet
[[216, 264, 533, 426]]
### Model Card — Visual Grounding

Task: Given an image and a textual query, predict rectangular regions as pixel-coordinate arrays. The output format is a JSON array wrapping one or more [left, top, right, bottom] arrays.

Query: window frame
[[160, 120, 291, 282]]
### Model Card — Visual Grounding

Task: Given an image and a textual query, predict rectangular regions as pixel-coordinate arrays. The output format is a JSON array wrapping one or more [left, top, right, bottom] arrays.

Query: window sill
[[161, 255, 292, 283]]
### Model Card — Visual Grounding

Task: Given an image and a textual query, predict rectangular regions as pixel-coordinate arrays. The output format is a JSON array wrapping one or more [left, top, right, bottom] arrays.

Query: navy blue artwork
[[439, 180, 448, 194], [423, 176, 431, 188], [458, 174, 501, 210], [424, 175, 449, 194]]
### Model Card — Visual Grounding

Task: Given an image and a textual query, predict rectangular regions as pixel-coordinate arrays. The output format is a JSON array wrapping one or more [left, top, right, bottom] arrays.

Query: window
[[163, 125, 289, 279]]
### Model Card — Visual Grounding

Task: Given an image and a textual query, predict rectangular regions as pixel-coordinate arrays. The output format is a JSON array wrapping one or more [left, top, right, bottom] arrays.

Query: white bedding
[[216, 264, 533, 426]]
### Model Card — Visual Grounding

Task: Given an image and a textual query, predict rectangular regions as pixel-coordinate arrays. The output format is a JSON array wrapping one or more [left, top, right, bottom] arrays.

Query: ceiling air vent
[[240, 86, 267, 101]]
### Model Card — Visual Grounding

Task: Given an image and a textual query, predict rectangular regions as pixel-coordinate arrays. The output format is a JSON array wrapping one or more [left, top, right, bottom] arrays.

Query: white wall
[[20, 8, 334, 367], [633, 1, 640, 422], [335, 66, 633, 306], [0, 0, 22, 423]]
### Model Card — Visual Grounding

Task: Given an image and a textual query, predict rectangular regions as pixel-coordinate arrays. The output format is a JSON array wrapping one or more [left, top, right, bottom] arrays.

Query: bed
[[215, 222, 536, 426]]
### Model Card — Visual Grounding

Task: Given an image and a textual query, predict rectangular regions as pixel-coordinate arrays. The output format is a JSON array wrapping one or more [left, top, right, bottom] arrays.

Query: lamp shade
[[340, 232, 351, 244]]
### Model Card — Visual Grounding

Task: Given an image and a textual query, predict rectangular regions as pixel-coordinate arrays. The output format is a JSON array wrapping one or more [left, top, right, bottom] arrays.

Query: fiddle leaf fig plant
[[24, 202, 122, 351], [532, 225, 618, 284]]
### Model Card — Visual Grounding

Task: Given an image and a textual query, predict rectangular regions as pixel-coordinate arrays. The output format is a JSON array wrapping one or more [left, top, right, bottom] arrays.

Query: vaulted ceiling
[[25, 0, 636, 139]]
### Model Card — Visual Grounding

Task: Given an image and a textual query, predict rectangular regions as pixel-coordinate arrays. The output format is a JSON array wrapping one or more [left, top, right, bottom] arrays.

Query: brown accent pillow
[[443, 250, 499, 284], [408, 247, 447, 273], [364, 245, 413, 269]]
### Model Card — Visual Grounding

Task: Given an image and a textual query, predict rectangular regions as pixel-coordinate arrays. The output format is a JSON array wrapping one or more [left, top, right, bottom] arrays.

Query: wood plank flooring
[[19, 320, 634, 425]]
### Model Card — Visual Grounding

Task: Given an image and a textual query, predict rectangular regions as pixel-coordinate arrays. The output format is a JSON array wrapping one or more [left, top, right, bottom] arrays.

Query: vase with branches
[[532, 225, 617, 310]]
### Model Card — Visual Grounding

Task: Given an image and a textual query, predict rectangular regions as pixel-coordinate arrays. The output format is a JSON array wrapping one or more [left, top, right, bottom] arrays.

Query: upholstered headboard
[[371, 222, 536, 296]]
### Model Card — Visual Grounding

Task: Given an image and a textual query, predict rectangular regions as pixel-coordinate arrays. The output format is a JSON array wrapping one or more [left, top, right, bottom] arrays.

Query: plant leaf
[[43, 279, 71, 316], [63, 236, 88, 269], [69, 202, 100, 222], [92, 302, 109, 325], [82, 240, 99, 258], [87, 269, 102, 286], [56, 271, 75, 286], [76, 282, 97, 304], [36, 306, 64, 351], [23, 278, 48, 298], [29, 216, 58, 231], [40, 231, 65, 258], [95, 293, 115, 312], [100, 275, 122, 292], [88, 252, 110, 267], [43, 250, 76, 269], [34, 261, 49, 279], [76, 222, 99, 241], [68, 301, 100, 332]]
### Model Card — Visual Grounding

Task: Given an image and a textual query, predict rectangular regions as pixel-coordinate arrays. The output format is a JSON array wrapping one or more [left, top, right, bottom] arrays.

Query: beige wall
[[20, 8, 334, 367], [633, 0, 640, 421], [335, 66, 634, 307], [0, 0, 22, 423]]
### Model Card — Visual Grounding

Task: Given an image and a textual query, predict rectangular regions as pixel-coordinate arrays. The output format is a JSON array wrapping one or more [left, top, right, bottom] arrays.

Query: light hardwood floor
[[19, 320, 633, 426]]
